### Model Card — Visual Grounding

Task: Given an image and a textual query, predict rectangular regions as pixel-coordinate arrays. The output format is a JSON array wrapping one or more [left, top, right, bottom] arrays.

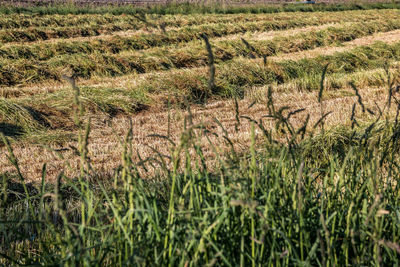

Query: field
[[2, 2, 400, 265]]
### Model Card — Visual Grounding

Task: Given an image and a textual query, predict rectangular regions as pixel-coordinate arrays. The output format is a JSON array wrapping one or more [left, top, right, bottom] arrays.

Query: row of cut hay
[[2, 13, 399, 61], [1, 9, 396, 44], [0, 13, 138, 30], [130, 41, 400, 103], [271, 65, 400, 94], [5, 41, 400, 138], [0, 22, 144, 44], [2, 19, 400, 86], [0, 99, 45, 135], [0, 9, 369, 30], [0, 11, 302, 30]]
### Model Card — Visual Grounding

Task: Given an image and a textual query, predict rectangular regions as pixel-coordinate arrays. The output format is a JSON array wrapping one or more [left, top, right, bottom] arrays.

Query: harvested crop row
[[0, 22, 144, 43], [2, 20, 399, 86], [0, 12, 277, 30], [124, 41, 400, 103], [0, 13, 140, 30], [4, 41, 400, 137], [3, 8, 397, 29], [272, 65, 400, 94], [1, 9, 398, 44], [2, 15, 398, 62], [0, 10, 360, 30]]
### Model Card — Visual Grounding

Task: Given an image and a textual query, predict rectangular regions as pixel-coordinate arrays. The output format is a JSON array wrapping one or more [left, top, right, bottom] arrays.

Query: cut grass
[[3, 6, 400, 265], [2, 41, 400, 143], [0, 10, 363, 30], [0, 98, 44, 134], [2, 16, 400, 62], [1, 9, 397, 44], [0, 13, 140, 30], [68, 41, 400, 100], [3, 19, 400, 86]]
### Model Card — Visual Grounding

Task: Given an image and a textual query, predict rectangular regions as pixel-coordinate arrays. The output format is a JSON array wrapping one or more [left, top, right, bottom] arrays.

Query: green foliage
[[2, 6, 400, 265], [2, 89, 400, 265]]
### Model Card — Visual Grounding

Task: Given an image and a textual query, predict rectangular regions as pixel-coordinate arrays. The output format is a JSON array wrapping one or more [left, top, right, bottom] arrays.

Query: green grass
[[2, 6, 400, 265], [2, 80, 400, 265]]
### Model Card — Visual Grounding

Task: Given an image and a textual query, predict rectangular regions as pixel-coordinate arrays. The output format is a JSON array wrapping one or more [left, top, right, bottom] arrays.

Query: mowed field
[[3, 3, 400, 265], [2, 7, 400, 180]]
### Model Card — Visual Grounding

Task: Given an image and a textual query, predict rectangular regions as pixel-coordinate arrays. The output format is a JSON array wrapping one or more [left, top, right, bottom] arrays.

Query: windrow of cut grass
[[0, 11, 299, 31], [2, 20, 400, 86], [1, 9, 397, 44], [3, 41, 400, 139], [273, 64, 400, 94], [119, 41, 400, 102], [0, 85, 147, 135], [7, 62, 399, 103], [2, 15, 400, 62], [0, 23, 144, 44], [0, 13, 141, 30], [0, 10, 367, 30]]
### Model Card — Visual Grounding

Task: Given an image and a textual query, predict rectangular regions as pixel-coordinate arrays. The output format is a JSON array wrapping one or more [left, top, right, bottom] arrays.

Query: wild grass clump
[[2, 69, 400, 265]]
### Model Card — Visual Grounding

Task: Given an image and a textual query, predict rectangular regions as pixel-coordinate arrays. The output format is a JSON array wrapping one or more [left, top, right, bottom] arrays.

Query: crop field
[[2, 2, 400, 265]]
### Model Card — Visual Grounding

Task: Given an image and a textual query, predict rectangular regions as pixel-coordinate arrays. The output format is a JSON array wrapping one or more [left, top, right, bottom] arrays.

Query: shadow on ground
[[0, 123, 24, 137]]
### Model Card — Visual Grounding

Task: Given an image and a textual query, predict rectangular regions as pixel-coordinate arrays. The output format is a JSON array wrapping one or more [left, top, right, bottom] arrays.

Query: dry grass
[[215, 23, 342, 41], [3, 9, 392, 45], [1, 83, 395, 182], [4, 26, 400, 98], [270, 29, 400, 61], [2, 9, 400, 183]]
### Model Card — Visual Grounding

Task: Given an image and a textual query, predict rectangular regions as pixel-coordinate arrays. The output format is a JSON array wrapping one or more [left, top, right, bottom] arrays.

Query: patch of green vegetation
[[2, 7, 400, 264], [2, 83, 400, 265]]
